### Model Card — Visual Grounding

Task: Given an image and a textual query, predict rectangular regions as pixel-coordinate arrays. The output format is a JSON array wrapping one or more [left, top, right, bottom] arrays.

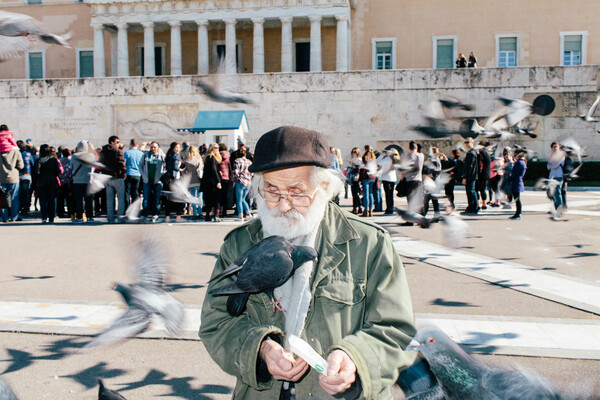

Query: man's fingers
[[326, 351, 344, 376]]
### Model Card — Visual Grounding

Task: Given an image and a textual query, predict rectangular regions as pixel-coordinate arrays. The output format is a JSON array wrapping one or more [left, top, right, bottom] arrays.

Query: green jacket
[[199, 202, 417, 400]]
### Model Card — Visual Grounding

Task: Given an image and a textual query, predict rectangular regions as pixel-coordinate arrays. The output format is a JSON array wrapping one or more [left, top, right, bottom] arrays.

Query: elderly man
[[200, 126, 416, 400]]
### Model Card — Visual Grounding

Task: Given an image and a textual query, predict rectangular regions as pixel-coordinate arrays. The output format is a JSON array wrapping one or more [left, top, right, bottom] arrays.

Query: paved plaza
[[1, 189, 599, 398]]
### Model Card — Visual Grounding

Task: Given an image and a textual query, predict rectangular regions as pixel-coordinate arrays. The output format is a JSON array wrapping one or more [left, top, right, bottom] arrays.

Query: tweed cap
[[248, 126, 330, 173]]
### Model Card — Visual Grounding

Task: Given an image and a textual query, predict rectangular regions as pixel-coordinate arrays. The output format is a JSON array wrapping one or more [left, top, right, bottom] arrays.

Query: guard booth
[[178, 110, 249, 149]]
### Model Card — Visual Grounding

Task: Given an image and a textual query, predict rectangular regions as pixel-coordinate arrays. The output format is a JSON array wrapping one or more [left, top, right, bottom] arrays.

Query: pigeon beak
[[406, 339, 421, 352]]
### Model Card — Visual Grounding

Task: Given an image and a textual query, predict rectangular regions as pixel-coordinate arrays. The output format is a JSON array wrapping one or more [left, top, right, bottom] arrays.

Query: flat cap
[[248, 126, 330, 173]]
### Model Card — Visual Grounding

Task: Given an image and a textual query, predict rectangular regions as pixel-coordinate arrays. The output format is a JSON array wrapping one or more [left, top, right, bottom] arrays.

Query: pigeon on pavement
[[406, 326, 568, 400], [83, 234, 184, 349], [98, 379, 127, 400], [0, 377, 18, 400], [209, 235, 318, 317], [0, 10, 71, 61]]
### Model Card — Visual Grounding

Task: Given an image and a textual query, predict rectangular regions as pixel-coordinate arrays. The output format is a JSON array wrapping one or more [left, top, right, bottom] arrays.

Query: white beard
[[257, 190, 329, 241]]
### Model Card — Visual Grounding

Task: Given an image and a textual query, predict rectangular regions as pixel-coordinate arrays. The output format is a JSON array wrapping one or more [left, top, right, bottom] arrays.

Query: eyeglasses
[[258, 187, 319, 207]]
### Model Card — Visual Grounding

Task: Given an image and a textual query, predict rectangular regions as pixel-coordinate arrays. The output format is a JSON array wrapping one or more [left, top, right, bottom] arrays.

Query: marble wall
[[1, 65, 599, 160]]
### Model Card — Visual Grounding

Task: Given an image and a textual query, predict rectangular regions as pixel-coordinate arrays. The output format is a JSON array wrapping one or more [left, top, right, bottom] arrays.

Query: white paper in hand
[[288, 334, 329, 376]]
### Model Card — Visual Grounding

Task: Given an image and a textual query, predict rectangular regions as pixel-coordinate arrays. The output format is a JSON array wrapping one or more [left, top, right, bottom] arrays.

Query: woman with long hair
[[182, 145, 203, 219], [33, 144, 63, 223], [377, 148, 399, 215], [359, 145, 377, 217], [201, 143, 222, 222], [232, 147, 253, 221], [164, 142, 185, 222], [346, 147, 363, 214]]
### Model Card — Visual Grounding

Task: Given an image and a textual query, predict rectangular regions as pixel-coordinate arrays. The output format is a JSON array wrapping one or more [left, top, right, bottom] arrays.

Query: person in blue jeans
[[139, 141, 166, 221], [124, 139, 145, 208], [509, 151, 527, 220], [232, 147, 253, 221], [359, 145, 377, 217], [461, 137, 479, 215], [0, 146, 24, 222], [547, 141, 564, 220]]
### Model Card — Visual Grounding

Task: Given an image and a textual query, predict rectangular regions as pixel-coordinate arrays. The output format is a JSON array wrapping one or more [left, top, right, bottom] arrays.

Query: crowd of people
[[0, 126, 255, 223], [0, 124, 572, 224]]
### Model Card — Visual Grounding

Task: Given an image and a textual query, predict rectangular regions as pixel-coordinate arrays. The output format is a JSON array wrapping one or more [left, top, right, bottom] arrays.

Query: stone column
[[196, 19, 209, 75], [169, 20, 182, 76], [224, 18, 237, 74], [309, 16, 322, 72], [335, 15, 349, 72], [142, 21, 155, 76], [280, 17, 293, 73], [115, 22, 129, 77], [251, 17, 265, 73], [110, 31, 118, 76], [91, 23, 106, 77]]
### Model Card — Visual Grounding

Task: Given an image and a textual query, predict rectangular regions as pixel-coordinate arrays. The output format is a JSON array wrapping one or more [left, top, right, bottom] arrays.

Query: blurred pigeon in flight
[[98, 379, 127, 400], [578, 94, 600, 122], [209, 235, 318, 317], [161, 174, 201, 205], [406, 326, 568, 400], [72, 151, 108, 170], [84, 234, 184, 349], [120, 197, 142, 222], [0, 377, 18, 400], [0, 10, 71, 61], [433, 214, 471, 248], [195, 57, 253, 105], [87, 172, 112, 196], [497, 97, 535, 127], [514, 118, 539, 138]]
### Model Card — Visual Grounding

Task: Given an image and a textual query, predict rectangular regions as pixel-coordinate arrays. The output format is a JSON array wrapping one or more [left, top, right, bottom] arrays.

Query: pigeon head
[[113, 282, 133, 303], [291, 246, 318, 268]]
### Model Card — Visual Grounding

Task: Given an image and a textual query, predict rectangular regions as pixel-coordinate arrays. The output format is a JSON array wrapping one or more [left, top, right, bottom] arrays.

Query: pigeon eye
[[428, 337, 435, 344]]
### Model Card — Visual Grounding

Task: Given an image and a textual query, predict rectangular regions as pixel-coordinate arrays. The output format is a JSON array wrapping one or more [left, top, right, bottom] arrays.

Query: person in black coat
[[461, 138, 478, 215], [477, 142, 492, 210], [201, 143, 222, 222]]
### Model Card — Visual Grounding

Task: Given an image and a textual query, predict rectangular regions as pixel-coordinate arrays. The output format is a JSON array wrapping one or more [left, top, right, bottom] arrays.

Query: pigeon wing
[[405, 385, 446, 400], [0, 35, 30, 61], [84, 308, 151, 349], [135, 234, 168, 290], [98, 379, 128, 400], [154, 293, 184, 336], [0, 377, 19, 400]]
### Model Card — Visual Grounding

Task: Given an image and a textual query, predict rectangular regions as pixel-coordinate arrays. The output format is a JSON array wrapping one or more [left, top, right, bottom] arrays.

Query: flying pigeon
[[195, 57, 253, 105], [433, 214, 471, 248], [83, 234, 184, 349], [497, 97, 535, 126], [0, 10, 71, 61], [209, 235, 318, 317], [98, 379, 127, 400], [0, 377, 18, 400], [412, 98, 474, 139], [87, 172, 113, 196], [120, 197, 142, 222], [161, 174, 202, 205], [578, 94, 600, 122], [72, 151, 108, 170], [406, 326, 568, 400]]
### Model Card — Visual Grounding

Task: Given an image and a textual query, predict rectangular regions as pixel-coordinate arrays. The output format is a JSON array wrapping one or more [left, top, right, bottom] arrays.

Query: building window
[[496, 35, 519, 67], [135, 43, 167, 76], [26, 51, 44, 79], [26, 0, 43, 4], [560, 32, 587, 66], [371, 39, 395, 70], [212, 41, 242, 73], [77, 49, 94, 78], [432, 36, 456, 69]]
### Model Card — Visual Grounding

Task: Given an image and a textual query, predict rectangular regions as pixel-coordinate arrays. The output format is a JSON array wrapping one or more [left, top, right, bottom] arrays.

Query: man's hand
[[462, 178, 466, 185], [319, 350, 356, 395], [259, 339, 309, 382]]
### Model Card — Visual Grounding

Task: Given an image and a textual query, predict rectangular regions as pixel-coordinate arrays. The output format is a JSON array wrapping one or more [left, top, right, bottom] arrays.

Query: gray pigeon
[[406, 326, 567, 400], [84, 234, 184, 349], [0, 10, 71, 61], [98, 379, 126, 400], [161, 174, 202, 205], [0, 377, 18, 400], [209, 235, 318, 317], [195, 57, 253, 105]]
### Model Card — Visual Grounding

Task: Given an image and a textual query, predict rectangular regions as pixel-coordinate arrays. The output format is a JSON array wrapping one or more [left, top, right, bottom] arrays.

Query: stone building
[[0, 0, 598, 79]]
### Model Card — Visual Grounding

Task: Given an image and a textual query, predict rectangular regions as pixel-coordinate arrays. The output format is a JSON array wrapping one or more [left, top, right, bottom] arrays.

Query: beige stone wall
[[352, 0, 600, 70], [1, 66, 598, 161]]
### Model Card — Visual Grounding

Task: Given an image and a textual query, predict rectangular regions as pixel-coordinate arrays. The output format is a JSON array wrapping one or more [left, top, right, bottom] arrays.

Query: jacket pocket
[[315, 278, 366, 306]]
